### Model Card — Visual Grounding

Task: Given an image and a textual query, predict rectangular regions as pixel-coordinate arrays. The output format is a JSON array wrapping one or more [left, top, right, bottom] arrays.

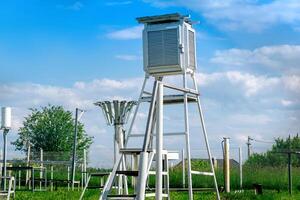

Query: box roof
[[136, 13, 192, 25]]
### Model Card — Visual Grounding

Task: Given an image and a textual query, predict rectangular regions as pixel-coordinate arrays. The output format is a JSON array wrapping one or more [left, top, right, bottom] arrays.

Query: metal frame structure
[[97, 71, 220, 200], [96, 13, 220, 200]]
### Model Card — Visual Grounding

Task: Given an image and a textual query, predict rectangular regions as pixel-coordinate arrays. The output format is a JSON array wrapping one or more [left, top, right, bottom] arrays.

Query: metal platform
[[141, 94, 197, 104]]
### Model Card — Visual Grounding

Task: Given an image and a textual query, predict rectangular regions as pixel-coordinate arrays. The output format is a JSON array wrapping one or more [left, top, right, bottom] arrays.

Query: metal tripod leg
[[136, 80, 159, 200], [191, 73, 221, 200], [183, 72, 193, 200]]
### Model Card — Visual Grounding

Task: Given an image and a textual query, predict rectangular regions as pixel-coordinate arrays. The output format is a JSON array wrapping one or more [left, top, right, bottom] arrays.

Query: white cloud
[[282, 75, 300, 93], [107, 25, 143, 40], [145, 0, 300, 32], [226, 71, 280, 96], [211, 45, 300, 73], [115, 54, 141, 61], [229, 114, 272, 125], [196, 71, 280, 97], [281, 99, 293, 107]]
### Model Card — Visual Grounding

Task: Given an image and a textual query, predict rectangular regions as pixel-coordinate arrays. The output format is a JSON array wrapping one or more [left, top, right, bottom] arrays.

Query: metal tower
[[98, 13, 220, 200]]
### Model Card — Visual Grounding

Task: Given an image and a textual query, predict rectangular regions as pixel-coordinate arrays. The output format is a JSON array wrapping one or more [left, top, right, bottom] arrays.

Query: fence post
[[182, 149, 185, 188], [239, 147, 242, 190], [40, 148, 43, 191], [50, 165, 53, 191], [83, 149, 87, 186], [25, 143, 31, 187], [67, 166, 70, 191], [223, 138, 230, 193]]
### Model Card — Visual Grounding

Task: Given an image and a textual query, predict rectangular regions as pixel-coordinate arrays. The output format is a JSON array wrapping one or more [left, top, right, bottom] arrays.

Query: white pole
[[239, 147, 243, 190], [18, 165, 21, 189], [51, 165, 53, 191], [26, 143, 31, 186], [67, 166, 70, 191], [155, 82, 163, 200], [182, 149, 185, 188], [83, 149, 87, 186], [2, 130, 8, 191], [223, 138, 230, 193], [40, 148, 43, 191], [183, 73, 193, 200]]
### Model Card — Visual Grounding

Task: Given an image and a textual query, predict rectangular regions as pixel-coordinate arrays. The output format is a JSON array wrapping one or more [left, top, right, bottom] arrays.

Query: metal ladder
[[79, 172, 110, 200], [98, 71, 220, 200], [98, 148, 170, 200]]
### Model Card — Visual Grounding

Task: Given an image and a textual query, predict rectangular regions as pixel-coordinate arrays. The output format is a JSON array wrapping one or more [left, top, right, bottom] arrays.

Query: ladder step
[[119, 148, 152, 154], [87, 186, 104, 189], [90, 172, 110, 176], [145, 193, 169, 197], [141, 94, 198, 104], [191, 170, 214, 176], [107, 194, 136, 200], [148, 171, 168, 175], [116, 170, 139, 176]]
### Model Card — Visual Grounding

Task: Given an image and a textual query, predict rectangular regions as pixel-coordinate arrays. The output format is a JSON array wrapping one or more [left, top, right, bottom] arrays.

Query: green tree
[[245, 134, 300, 167], [12, 105, 93, 159]]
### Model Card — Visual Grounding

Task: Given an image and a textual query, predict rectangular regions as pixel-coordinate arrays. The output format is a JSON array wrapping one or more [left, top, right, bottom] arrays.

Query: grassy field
[[8, 163, 300, 199], [13, 189, 300, 200]]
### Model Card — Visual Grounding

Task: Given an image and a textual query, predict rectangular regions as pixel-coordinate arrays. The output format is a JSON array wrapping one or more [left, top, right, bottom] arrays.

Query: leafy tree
[[245, 134, 300, 167], [12, 105, 93, 159]]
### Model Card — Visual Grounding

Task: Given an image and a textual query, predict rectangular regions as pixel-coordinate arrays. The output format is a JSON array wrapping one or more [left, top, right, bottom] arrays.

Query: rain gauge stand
[[98, 13, 220, 200]]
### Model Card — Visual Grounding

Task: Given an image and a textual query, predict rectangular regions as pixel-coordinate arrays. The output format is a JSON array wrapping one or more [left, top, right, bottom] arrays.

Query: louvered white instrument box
[[137, 13, 197, 76]]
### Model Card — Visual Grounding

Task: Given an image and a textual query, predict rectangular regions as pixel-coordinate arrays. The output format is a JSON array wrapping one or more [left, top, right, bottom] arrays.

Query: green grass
[[13, 189, 300, 200], [8, 163, 300, 199]]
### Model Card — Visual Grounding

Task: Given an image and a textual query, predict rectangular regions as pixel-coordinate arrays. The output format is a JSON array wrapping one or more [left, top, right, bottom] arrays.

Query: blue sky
[[1, 0, 300, 167]]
